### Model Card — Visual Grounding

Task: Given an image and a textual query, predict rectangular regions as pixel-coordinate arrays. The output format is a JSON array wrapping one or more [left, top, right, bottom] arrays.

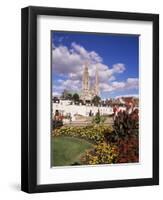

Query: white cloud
[[112, 81, 126, 89], [71, 42, 102, 63], [99, 83, 111, 92], [62, 79, 81, 91], [99, 78, 138, 92], [126, 78, 139, 89], [52, 42, 138, 96], [112, 63, 126, 73], [53, 79, 81, 95], [52, 91, 61, 97], [52, 45, 83, 74]]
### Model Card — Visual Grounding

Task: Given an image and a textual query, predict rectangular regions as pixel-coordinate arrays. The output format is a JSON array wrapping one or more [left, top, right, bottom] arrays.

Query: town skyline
[[52, 31, 139, 99]]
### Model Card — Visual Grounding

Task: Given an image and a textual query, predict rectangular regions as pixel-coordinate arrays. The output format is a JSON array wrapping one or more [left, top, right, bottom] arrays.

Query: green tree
[[73, 93, 79, 102], [61, 90, 72, 100], [92, 95, 101, 106], [92, 110, 106, 124], [67, 93, 72, 100]]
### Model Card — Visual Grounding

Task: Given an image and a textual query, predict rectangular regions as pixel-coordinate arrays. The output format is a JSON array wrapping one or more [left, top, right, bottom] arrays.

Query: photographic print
[[21, 6, 159, 193], [51, 31, 139, 167]]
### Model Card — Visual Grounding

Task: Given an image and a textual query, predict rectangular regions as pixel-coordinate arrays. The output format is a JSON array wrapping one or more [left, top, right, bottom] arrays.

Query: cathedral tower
[[82, 62, 89, 92], [80, 62, 100, 103], [94, 65, 99, 96]]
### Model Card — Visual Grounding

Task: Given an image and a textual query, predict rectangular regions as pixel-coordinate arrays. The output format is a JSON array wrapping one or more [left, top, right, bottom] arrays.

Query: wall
[[53, 102, 114, 117], [0, 0, 162, 199]]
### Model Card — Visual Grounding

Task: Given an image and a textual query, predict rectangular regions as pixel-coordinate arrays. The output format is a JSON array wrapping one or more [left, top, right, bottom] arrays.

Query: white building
[[53, 101, 113, 121]]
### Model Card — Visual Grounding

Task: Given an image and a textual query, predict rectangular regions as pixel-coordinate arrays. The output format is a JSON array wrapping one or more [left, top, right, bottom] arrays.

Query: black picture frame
[[21, 6, 159, 193]]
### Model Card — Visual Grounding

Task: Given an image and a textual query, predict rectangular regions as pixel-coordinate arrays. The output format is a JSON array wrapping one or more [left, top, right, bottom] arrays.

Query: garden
[[51, 109, 139, 166]]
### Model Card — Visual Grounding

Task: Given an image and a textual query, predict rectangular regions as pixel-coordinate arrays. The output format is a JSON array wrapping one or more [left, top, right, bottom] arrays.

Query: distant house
[[122, 97, 139, 107], [122, 97, 133, 105], [110, 98, 125, 106]]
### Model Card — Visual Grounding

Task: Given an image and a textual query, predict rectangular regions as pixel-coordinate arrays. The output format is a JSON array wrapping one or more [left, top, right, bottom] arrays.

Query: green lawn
[[51, 136, 93, 166]]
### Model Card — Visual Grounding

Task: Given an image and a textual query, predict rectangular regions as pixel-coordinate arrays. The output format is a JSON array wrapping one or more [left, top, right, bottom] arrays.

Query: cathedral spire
[[82, 62, 89, 91], [95, 65, 99, 96], [80, 62, 100, 103]]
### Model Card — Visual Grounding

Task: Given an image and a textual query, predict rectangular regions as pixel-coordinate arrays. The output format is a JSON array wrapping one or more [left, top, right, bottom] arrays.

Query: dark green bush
[[104, 109, 139, 143]]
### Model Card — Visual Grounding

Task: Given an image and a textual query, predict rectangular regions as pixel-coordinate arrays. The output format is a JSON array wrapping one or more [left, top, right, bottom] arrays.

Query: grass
[[51, 136, 93, 166]]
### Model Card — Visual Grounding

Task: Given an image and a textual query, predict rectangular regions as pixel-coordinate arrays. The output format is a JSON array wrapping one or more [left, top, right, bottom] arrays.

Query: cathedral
[[80, 62, 100, 103]]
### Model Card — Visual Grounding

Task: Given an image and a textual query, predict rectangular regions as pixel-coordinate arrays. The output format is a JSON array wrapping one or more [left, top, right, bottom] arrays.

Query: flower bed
[[52, 125, 113, 144], [81, 142, 118, 165], [52, 109, 139, 165]]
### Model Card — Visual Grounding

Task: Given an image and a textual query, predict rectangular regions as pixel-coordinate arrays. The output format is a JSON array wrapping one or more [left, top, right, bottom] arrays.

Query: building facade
[[53, 101, 113, 120], [80, 62, 100, 102]]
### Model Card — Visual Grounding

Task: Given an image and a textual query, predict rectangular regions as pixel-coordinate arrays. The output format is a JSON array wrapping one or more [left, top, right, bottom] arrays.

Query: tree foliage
[[61, 89, 72, 100], [72, 93, 79, 102], [92, 95, 101, 106]]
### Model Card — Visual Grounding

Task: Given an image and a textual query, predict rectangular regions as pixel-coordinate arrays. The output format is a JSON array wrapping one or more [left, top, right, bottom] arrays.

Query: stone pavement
[[64, 116, 114, 127]]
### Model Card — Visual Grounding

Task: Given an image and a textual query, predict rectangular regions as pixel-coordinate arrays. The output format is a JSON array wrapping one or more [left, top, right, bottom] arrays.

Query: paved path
[[64, 116, 114, 127]]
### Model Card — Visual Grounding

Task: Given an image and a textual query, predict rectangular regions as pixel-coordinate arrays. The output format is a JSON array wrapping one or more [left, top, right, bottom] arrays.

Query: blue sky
[[52, 31, 139, 99]]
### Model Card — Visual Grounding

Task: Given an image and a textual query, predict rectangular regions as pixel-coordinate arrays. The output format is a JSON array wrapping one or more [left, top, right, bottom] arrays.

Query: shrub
[[104, 109, 139, 144], [81, 142, 118, 165], [92, 110, 106, 124], [114, 109, 139, 137], [102, 110, 139, 164], [53, 120, 63, 129], [116, 135, 139, 163]]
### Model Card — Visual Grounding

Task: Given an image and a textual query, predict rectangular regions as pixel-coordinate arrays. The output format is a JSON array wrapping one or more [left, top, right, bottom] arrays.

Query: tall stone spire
[[80, 62, 100, 103], [82, 62, 89, 92], [95, 65, 99, 96]]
